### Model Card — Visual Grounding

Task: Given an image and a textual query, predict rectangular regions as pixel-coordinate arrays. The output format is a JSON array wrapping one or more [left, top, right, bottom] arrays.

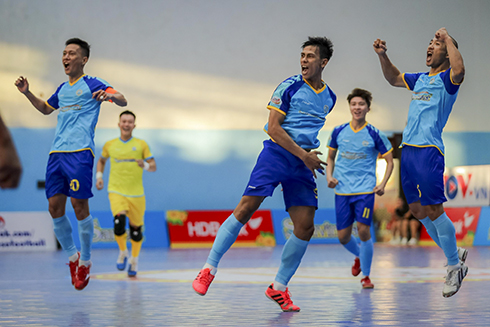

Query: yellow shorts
[[108, 193, 146, 226]]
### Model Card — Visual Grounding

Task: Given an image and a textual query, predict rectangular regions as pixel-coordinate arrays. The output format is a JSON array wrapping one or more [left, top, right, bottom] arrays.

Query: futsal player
[[192, 37, 336, 312], [326, 88, 393, 289], [0, 114, 22, 189], [373, 27, 468, 297], [96, 110, 156, 277], [15, 38, 127, 290]]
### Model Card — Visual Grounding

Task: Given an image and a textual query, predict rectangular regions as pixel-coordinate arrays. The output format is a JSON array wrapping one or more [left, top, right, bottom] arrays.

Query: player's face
[[426, 37, 448, 68], [62, 44, 87, 77], [349, 96, 370, 122], [118, 114, 136, 137], [300, 46, 327, 82]]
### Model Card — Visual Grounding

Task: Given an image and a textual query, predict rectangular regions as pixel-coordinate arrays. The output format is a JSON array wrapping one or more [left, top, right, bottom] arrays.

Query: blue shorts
[[45, 150, 94, 199], [335, 193, 374, 230], [243, 140, 317, 211], [401, 146, 446, 206]]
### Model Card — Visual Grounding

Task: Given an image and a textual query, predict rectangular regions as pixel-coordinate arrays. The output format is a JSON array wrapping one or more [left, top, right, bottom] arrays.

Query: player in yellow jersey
[[96, 110, 156, 277]]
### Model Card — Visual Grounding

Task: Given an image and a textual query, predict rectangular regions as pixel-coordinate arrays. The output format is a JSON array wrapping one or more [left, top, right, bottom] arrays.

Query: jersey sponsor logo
[[76, 89, 83, 96], [411, 92, 432, 101], [340, 151, 367, 160], [70, 179, 80, 192], [302, 100, 313, 106], [60, 104, 82, 112], [271, 96, 282, 105], [114, 158, 136, 163], [298, 110, 326, 121]]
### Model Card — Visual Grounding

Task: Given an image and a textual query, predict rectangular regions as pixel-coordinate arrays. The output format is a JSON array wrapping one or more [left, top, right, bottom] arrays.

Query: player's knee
[[130, 225, 143, 242], [114, 214, 127, 236]]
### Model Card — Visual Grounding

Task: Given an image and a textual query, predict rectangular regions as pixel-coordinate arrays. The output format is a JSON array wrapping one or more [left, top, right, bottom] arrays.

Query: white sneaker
[[458, 247, 468, 263], [390, 237, 401, 245], [442, 262, 468, 298], [407, 238, 418, 246], [128, 256, 138, 277], [400, 238, 408, 245], [116, 250, 128, 271]]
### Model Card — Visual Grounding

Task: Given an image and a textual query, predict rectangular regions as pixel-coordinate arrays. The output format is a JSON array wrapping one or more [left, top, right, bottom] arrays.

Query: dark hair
[[302, 37, 334, 60], [65, 38, 90, 58], [119, 110, 136, 120], [347, 88, 372, 108], [449, 35, 458, 49]]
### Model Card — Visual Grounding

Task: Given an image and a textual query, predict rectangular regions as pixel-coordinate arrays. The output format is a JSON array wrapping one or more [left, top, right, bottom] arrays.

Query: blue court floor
[[1, 244, 490, 327]]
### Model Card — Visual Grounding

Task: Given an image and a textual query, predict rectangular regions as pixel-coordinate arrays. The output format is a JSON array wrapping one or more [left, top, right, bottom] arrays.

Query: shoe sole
[[74, 278, 90, 291], [265, 292, 300, 312], [443, 265, 468, 298]]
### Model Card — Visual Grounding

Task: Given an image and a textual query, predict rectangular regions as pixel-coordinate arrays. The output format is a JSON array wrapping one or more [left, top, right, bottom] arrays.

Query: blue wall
[[2, 129, 490, 213]]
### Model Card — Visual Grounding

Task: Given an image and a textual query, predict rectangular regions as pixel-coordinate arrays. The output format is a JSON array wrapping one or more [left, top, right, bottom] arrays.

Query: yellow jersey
[[101, 137, 153, 197]]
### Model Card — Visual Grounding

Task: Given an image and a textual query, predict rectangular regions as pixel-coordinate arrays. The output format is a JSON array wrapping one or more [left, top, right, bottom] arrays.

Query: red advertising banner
[[166, 210, 275, 248], [420, 207, 481, 246]]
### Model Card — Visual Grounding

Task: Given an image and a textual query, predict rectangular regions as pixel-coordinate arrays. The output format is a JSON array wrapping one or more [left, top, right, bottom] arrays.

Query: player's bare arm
[[95, 156, 107, 190], [373, 39, 405, 88], [14, 76, 54, 115], [373, 152, 394, 196], [267, 109, 326, 178], [136, 158, 157, 172], [92, 89, 127, 107], [325, 148, 338, 188], [436, 28, 465, 84]]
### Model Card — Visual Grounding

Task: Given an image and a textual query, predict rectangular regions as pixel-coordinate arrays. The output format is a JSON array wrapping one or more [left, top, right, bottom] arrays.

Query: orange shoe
[[67, 252, 80, 286], [361, 276, 374, 289], [192, 268, 215, 296], [74, 264, 91, 291], [265, 284, 300, 312], [352, 257, 361, 277]]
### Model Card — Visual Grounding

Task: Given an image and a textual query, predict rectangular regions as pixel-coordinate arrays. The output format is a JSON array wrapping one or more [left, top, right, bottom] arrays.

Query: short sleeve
[[402, 72, 423, 91], [440, 68, 460, 95], [46, 83, 65, 110], [101, 141, 110, 158], [267, 76, 303, 115], [142, 140, 153, 160]]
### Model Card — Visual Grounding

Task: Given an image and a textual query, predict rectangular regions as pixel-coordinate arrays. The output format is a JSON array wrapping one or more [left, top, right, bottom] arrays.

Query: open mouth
[[301, 66, 309, 75], [426, 52, 433, 62]]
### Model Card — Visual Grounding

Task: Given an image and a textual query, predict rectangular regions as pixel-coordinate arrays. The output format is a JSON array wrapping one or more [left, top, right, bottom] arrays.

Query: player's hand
[[303, 151, 327, 178], [373, 39, 387, 55], [14, 76, 29, 94], [373, 185, 385, 196], [92, 89, 110, 102], [0, 144, 22, 189], [135, 159, 145, 168], [95, 178, 104, 190], [327, 177, 338, 189], [435, 27, 449, 43]]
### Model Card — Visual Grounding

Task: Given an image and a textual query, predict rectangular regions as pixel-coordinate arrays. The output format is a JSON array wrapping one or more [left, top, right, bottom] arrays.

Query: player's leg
[[45, 153, 79, 285], [354, 194, 375, 289], [335, 195, 360, 276], [193, 195, 265, 295], [127, 196, 146, 277], [109, 193, 130, 270]]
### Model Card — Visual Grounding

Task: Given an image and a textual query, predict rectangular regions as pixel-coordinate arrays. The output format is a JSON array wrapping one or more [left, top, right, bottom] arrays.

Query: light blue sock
[[206, 214, 243, 267], [78, 215, 94, 262], [360, 239, 373, 276], [275, 233, 309, 286], [342, 236, 360, 257], [432, 212, 459, 265], [420, 217, 442, 248], [52, 215, 77, 257]]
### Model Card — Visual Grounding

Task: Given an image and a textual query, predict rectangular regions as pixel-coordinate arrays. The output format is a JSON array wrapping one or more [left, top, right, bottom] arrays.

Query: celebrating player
[[373, 27, 468, 297], [192, 37, 336, 312], [15, 38, 127, 290], [326, 88, 393, 289], [96, 110, 156, 277]]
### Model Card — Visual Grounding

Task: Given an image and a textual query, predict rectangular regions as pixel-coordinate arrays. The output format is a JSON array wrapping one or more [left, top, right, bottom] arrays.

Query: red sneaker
[[265, 284, 301, 312], [192, 268, 215, 296], [352, 257, 361, 277], [67, 252, 80, 286], [361, 276, 374, 289], [74, 264, 91, 291]]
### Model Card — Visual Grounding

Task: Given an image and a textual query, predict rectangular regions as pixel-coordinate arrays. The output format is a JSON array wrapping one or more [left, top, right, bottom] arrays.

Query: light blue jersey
[[327, 122, 392, 195], [265, 74, 336, 149], [401, 68, 460, 155], [46, 75, 112, 155]]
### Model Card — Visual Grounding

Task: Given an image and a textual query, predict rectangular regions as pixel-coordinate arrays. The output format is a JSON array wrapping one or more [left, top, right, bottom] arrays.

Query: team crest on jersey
[[76, 89, 83, 96], [271, 96, 282, 105], [429, 78, 435, 84], [362, 140, 370, 147], [324, 105, 329, 113], [132, 147, 137, 151]]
